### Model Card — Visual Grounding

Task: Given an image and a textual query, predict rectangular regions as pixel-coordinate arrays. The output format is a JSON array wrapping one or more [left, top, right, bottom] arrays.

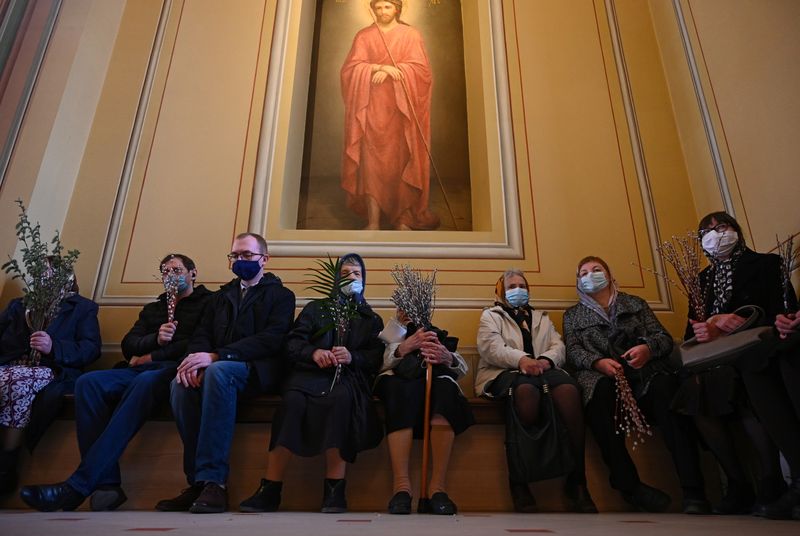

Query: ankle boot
[[753, 475, 787, 517], [763, 477, 800, 520], [321, 478, 347, 513], [712, 479, 755, 515], [509, 481, 536, 513], [0, 448, 20, 495]]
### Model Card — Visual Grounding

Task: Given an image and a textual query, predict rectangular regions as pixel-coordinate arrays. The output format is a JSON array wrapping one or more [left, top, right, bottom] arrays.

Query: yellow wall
[[2, 0, 798, 354]]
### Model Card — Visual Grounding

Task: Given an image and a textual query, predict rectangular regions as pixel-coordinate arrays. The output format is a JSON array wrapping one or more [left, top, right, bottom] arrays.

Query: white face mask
[[701, 230, 739, 258], [579, 271, 609, 294], [341, 279, 363, 296]]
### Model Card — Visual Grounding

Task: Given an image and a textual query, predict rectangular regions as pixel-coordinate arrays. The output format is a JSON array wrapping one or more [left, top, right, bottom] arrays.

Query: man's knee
[[203, 360, 246, 386]]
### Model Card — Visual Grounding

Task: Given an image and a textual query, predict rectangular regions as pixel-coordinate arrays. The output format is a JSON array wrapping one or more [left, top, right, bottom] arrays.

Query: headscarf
[[576, 271, 619, 325], [494, 273, 534, 355], [704, 241, 745, 315], [340, 252, 367, 304]]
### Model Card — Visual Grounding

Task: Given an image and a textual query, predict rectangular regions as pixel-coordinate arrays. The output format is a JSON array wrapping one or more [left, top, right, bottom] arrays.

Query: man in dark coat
[[20, 254, 211, 512], [156, 233, 295, 514]]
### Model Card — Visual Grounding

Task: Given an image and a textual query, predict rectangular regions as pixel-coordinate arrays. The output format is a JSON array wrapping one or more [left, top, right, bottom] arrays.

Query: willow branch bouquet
[[161, 271, 181, 323], [613, 369, 652, 449], [389, 264, 437, 329], [776, 234, 799, 313], [637, 232, 706, 322], [2, 199, 80, 366]]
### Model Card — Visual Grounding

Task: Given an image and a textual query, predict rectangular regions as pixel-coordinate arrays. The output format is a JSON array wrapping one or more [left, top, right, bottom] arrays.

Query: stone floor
[[2, 511, 798, 536]]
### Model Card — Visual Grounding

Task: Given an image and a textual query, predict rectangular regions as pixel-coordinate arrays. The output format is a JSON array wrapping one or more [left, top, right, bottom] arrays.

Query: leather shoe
[[509, 481, 536, 513], [156, 484, 203, 512], [90, 485, 127, 511], [622, 483, 671, 513], [190, 482, 228, 513], [763, 478, 800, 520], [387, 491, 412, 515], [565, 483, 598, 513], [682, 498, 711, 515], [20, 482, 85, 512], [428, 491, 457, 515], [712, 480, 754, 515], [240, 479, 282, 512]]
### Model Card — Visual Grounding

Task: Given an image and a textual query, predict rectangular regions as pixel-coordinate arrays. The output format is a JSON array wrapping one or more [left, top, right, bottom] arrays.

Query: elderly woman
[[239, 253, 384, 514], [0, 272, 101, 494], [375, 310, 474, 515], [675, 211, 799, 519], [476, 269, 596, 513], [563, 256, 707, 514]]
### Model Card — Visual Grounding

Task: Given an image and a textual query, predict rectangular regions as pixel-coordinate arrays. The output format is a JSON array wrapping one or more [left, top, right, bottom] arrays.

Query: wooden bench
[[0, 350, 720, 512]]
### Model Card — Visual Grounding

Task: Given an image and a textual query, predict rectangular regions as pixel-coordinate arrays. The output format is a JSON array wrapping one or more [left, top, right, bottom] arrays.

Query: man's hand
[[29, 331, 52, 355], [381, 65, 403, 80], [776, 313, 800, 339], [372, 70, 388, 84], [129, 354, 153, 367], [313, 349, 338, 368], [592, 357, 622, 377], [420, 339, 453, 366], [331, 346, 352, 365], [621, 344, 651, 369], [157, 321, 177, 346], [176, 352, 217, 385], [518, 356, 549, 376]]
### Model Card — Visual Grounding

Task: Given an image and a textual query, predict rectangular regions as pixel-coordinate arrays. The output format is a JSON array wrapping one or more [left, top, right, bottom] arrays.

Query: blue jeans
[[66, 362, 176, 496], [170, 360, 250, 485]]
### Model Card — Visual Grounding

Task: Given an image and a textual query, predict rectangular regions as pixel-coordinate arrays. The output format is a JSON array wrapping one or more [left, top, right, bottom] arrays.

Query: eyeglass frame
[[698, 223, 730, 237], [226, 251, 266, 262]]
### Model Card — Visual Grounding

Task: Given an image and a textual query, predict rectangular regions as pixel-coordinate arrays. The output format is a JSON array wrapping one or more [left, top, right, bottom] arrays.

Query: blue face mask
[[342, 279, 363, 297], [232, 260, 261, 281], [579, 271, 609, 294], [176, 275, 190, 293], [505, 287, 529, 308]]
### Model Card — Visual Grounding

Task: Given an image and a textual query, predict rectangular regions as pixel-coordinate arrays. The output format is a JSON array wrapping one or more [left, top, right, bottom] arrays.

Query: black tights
[[514, 382, 586, 485]]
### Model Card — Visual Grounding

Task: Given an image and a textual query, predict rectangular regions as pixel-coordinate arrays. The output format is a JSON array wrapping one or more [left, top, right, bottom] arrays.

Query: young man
[[20, 254, 211, 511], [157, 233, 295, 514]]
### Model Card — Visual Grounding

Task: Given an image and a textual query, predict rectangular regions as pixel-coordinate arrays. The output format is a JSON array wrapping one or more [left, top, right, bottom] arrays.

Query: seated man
[[20, 254, 211, 511], [156, 233, 295, 514]]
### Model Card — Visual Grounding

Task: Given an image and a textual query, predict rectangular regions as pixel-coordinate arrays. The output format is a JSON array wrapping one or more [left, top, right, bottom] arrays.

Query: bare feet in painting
[[395, 223, 412, 231], [363, 223, 381, 230]]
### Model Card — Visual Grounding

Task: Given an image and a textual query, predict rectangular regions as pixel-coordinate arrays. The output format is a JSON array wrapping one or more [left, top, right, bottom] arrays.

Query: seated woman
[[0, 269, 101, 494], [476, 269, 596, 513], [674, 211, 799, 518], [375, 309, 474, 515], [563, 256, 707, 514], [239, 253, 384, 513]]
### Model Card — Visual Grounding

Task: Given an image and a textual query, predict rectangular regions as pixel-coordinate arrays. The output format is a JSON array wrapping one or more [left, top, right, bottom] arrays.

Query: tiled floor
[[2, 511, 798, 536]]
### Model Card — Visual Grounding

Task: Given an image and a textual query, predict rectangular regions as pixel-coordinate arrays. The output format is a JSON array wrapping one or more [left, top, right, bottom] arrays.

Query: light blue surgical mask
[[176, 275, 190, 294], [342, 279, 363, 296], [505, 287, 529, 308], [579, 271, 609, 294]]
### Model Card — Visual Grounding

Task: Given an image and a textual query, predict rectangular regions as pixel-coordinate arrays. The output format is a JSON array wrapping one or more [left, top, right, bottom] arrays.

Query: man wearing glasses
[[156, 233, 295, 514], [21, 254, 213, 512]]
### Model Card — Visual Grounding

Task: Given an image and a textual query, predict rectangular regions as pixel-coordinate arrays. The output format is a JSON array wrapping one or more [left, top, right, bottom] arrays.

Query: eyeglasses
[[161, 267, 187, 275], [699, 223, 730, 237], [227, 251, 265, 261]]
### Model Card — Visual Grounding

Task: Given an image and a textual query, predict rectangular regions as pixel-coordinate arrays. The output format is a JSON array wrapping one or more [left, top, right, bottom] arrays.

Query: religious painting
[[297, 0, 472, 231]]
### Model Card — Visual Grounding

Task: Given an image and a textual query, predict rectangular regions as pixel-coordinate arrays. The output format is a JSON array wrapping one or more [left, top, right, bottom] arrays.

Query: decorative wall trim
[[671, 0, 734, 215]]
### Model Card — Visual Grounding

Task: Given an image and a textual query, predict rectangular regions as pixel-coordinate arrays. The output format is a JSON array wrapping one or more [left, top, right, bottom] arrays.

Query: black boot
[[0, 448, 20, 495], [239, 479, 282, 512], [509, 481, 536, 513], [564, 481, 598, 513], [763, 478, 800, 520], [321, 478, 347, 513], [752, 476, 787, 517], [712, 479, 755, 515]]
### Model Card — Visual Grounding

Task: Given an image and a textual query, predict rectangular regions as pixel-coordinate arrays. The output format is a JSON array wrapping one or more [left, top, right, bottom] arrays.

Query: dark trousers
[[586, 374, 705, 496], [66, 363, 176, 496], [740, 345, 800, 475]]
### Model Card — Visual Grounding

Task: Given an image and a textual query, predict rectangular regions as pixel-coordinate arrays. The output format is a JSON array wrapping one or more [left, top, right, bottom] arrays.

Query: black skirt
[[375, 374, 475, 438], [671, 365, 746, 417], [269, 372, 382, 463], [486, 368, 577, 399]]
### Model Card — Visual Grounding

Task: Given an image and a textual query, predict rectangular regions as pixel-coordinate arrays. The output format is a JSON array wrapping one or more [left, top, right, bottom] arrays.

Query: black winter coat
[[187, 273, 295, 392], [121, 285, 212, 363]]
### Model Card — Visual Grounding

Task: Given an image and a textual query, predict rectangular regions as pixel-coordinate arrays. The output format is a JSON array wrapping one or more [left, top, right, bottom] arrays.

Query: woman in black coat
[[0, 276, 101, 494], [239, 253, 384, 514], [673, 211, 793, 516]]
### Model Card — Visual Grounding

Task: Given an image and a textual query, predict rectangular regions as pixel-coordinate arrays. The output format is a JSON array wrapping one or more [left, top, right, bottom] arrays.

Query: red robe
[[341, 23, 439, 229]]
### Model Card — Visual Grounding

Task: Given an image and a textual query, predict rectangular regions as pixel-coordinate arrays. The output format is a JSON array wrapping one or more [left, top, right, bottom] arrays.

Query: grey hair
[[503, 268, 526, 284]]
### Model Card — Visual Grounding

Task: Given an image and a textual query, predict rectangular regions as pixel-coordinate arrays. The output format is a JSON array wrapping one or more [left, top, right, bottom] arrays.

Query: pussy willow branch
[[776, 235, 799, 313], [390, 265, 437, 328]]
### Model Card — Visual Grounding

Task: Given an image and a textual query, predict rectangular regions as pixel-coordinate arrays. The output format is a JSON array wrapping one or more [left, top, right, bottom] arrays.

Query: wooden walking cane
[[418, 359, 434, 513]]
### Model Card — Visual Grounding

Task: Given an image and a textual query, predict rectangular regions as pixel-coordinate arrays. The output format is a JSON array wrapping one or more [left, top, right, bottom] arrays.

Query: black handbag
[[393, 325, 459, 381], [679, 305, 773, 371], [504, 379, 575, 483]]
